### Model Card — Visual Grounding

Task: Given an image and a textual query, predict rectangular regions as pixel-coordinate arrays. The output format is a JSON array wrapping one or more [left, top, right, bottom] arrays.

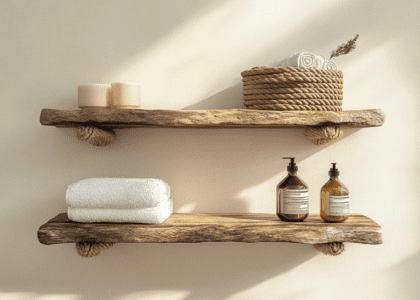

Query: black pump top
[[329, 163, 340, 177], [283, 157, 298, 172]]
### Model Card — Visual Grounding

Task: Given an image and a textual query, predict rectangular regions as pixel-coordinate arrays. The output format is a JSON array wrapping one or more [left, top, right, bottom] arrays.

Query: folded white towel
[[322, 59, 338, 71], [66, 178, 170, 209], [68, 199, 173, 224], [277, 51, 325, 69]]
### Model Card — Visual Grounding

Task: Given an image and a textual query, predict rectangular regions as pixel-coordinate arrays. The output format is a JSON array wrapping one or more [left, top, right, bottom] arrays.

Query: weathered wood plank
[[40, 109, 385, 129], [38, 213, 383, 245]]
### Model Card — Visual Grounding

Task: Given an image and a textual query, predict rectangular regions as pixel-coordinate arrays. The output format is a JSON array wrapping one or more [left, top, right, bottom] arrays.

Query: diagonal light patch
[[104, 0, 340, 109]]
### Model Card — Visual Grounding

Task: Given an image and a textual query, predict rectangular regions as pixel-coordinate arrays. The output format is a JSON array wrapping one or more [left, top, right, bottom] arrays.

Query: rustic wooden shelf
[[41, 108, 385, 129], [39, 108, 385, 146], [38, 213, 382, 256]]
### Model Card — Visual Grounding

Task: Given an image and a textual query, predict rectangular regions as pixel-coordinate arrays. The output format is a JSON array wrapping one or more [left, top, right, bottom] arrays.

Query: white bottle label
[[327, 193, 350, 216], [280, 189, 309, 214]]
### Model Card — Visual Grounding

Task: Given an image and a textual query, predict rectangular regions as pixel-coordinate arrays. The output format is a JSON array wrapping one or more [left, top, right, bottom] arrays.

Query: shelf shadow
[[183, 83, 244, 110], [2, 241, 317, 300], [214, 214, 278, 221]]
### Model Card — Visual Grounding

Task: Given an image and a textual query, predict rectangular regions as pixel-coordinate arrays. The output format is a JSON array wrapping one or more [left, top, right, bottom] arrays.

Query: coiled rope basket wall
[[241, 66, 344, 145]]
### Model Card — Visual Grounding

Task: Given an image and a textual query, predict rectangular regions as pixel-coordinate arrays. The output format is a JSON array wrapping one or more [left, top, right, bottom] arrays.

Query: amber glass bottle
[[320, 163, 349, 223], [277, 158, 309, 222]]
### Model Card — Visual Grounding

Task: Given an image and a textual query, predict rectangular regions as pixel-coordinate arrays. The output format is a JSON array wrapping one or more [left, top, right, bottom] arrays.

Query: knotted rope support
[[76, 242, 115, 257], [304, 126, 343, 146], [76, 126, 116, 146], [313, 242, 345, 256]]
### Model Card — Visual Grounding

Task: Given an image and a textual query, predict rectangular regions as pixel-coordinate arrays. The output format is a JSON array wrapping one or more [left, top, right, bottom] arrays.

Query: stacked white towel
[[277, 51, 338, 71], [66, 178, 173, 224]]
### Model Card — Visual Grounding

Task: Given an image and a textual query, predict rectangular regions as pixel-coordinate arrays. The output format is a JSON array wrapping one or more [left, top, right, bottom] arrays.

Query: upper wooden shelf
[[40, 108, 385, 129], [38, 213, 382, 245]]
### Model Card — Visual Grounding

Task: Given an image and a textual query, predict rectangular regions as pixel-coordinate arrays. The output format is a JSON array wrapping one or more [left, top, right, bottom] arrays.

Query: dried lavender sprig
[[330, 34, 359, 60]]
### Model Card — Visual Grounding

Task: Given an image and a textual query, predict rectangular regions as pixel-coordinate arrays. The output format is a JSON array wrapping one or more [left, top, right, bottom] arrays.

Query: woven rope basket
[[241, 66, 343, 111]]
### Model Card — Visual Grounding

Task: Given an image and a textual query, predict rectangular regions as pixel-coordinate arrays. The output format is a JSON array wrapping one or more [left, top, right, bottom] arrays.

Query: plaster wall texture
[[1, 0, 419, 299]]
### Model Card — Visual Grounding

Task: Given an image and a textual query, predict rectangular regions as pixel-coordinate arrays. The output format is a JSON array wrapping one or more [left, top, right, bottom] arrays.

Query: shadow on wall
[[5, 242, 317, 300], [328, 250, 420, 299], [379, 251, 420, 299], [183, 83, 244, 110], [0, 0, 228, 95], [245, 0, 417, 70]]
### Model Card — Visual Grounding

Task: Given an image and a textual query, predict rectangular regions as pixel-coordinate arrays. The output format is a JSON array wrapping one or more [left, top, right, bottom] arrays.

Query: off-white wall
[[1, 0, 419, 299]]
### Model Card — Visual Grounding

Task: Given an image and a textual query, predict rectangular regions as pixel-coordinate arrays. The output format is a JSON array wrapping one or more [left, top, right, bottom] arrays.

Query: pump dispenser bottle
[[276, 158, 309, 222], [320, 163, 349, 223]]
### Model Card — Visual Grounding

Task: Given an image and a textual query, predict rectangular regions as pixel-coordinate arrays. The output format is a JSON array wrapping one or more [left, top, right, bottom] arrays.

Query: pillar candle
[[78, 84, 112, 109], [111, 82, 141, 109]]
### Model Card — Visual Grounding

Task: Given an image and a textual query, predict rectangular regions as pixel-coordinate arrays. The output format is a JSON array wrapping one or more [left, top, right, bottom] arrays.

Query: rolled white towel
[[322, 60, 338, 71], [68, 199, 173, 224], [277, 51, 324, 69], [66, 178, 170, 209], [316, 55, 325, 69]]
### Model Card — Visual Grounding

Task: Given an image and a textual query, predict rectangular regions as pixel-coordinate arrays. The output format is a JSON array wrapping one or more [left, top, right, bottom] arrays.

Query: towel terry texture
[[66, 178, 170, 209], [66, 178, 173, 224], [277, 51, 338, 71], [322, 59, 338, 70], [68, 199, 173, 224]]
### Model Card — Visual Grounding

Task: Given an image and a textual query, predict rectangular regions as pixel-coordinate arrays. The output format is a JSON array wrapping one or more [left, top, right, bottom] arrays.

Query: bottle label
[[280, 189, 309, 214], [327, 193, 350, 216]]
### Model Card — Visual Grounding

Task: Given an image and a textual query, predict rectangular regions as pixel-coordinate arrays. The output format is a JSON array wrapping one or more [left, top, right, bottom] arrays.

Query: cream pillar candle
[[78, 84, 112, 109], [111, 82, 141, 109]]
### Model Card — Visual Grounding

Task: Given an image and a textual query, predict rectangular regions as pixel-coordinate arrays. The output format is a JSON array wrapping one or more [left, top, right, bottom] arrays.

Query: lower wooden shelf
[[38, 213, 382, 257]]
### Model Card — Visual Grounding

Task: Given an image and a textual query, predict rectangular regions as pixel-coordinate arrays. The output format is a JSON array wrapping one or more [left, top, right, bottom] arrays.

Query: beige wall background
[[1, 0, 419, 299]]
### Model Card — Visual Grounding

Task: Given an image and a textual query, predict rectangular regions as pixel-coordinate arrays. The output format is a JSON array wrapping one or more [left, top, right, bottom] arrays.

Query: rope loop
[[313, 242, 345, 256], [304, 126, 343, 145], [75, 242, 115, 257], [76, 126, 116, 146]]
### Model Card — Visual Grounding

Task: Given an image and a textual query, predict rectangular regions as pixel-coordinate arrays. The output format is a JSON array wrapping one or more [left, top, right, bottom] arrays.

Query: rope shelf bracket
[[73, 125, 344, 147], [76, 126, 116, 146], [73, 242, 345, 257], [304, 125, 344, 146], [75, 242, 115, 257], [313, 242, 345, 256]]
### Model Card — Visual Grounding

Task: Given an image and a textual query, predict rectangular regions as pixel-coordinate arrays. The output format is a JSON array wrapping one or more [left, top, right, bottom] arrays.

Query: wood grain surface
[[38, 213, 383, 245], [40, 109, 385, 129]]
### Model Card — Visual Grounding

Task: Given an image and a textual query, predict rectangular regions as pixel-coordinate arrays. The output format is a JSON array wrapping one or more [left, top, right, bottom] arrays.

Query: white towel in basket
[[277, 51, 325, 69], [322, 59, 338, 70]]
